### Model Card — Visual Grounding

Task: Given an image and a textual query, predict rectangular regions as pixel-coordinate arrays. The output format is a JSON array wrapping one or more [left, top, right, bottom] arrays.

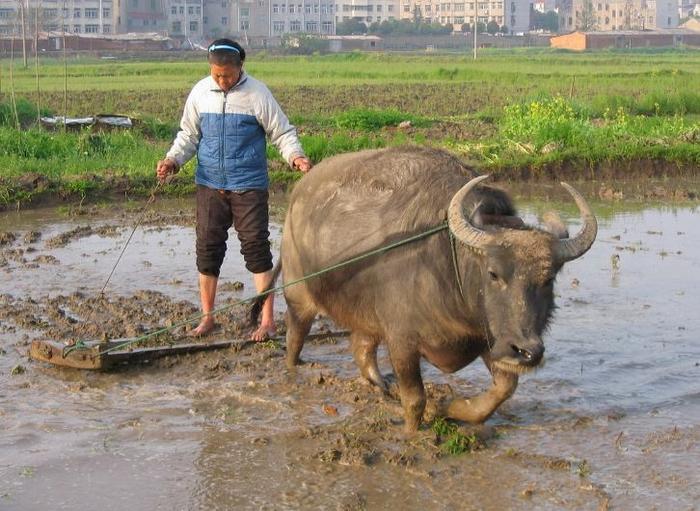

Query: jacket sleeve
[[166, 88, 201, 167], [257, 88, 305, 168]]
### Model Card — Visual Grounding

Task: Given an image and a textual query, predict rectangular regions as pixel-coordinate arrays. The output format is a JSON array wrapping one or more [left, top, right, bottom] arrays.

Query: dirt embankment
[[4, 157, 699, 213]]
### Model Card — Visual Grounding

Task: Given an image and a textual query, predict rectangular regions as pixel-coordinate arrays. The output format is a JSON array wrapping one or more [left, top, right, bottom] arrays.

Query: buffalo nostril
[[511, 344, 533, 361]]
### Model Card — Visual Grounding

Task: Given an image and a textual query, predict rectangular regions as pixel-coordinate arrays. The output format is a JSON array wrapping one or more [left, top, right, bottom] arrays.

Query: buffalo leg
[[389, 346, 425, 433], [351, 333, 386, 391], [284, 304, 314, 369], [445, 359, 518, 424]]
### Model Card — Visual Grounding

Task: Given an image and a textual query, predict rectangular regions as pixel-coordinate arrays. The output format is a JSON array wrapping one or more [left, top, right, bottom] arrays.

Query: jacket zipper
[[220, 91, 227, 188]]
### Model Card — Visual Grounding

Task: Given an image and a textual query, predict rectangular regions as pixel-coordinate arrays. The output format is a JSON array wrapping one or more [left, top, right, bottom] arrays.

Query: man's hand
[[293, 156, 312, 173], [156, 157, 179, 183]]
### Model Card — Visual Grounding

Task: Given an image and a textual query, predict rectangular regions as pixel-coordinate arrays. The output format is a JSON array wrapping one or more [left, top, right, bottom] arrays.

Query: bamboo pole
[[62, 0, 67, 131], [34, 0, 40, 123], [19, 0, 27, 68], [10, 29, 20, 129]]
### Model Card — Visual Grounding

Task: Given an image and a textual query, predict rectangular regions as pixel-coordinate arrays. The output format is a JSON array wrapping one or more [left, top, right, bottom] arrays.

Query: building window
[[190, 21, 197, 31], [85, 8, 98, 18], [196, 6, 201, 14], [143, 19, 148, 25], [426, 5, 431, 11], [188, 6, 194, 14], [306, 20, 317, 30], [322, 20, 333, 32], [273, 4, 279, 12], [305, 4, 311, 13], [273, 20, 285, 32], [222, 16, 228, 24], [103, 24, 111, 32], [289, 4, 295, 12], [290, 19, 301, 31], [73, 24, 81, 32], [388, 4, 394, 11], [172, 21, 181, 32], [321, 3, 327, 13], [241, 20, 250, 29], [74, 8, 81, 18], [376, 3, 382, 11], [85, 24, 99, 32], [403, 4, 410, 12], [241, 7, 250, 16], [314, 4, 319, 13], [179, 6, 184, 14]]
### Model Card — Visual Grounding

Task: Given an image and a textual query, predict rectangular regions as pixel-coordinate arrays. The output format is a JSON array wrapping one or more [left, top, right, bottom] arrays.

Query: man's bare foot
[[251, 318, 277, 342], [187, 316, 217, 337]]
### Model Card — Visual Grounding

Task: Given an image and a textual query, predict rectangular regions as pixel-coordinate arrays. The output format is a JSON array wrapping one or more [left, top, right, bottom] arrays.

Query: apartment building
[[269, 0, 336, 36], [398, 0, 531, 34], [558, 0, 679, 31], [116, 0, 167, 32], [0, 0, 116, 35], [335, 0, 398, 25]]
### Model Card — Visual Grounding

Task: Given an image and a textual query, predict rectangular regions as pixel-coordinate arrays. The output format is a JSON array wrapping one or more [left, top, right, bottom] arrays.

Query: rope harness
[[64, 221, 465, 359]]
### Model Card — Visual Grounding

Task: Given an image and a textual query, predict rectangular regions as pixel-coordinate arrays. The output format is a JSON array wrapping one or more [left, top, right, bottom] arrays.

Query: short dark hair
[[207, 39, 245, 66]]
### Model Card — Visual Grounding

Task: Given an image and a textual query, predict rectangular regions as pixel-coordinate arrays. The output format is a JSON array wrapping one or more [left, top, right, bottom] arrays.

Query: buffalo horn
[[556, 182, 598, 262], [447, 175, 496, 251]]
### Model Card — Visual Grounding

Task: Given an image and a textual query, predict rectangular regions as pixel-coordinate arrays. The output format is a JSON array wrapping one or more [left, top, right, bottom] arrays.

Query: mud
[[0, 185, 699, 510]]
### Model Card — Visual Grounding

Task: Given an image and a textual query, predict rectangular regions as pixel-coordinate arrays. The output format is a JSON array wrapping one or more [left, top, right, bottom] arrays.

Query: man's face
[[210, 63, 241, 92]]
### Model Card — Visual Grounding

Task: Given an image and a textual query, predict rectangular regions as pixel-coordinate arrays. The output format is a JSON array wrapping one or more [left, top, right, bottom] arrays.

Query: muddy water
[[0, 189, 698, 510]]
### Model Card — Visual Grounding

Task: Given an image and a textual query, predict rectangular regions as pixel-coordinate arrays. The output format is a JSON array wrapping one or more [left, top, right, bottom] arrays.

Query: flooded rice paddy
[[0, 183, 698, 510]]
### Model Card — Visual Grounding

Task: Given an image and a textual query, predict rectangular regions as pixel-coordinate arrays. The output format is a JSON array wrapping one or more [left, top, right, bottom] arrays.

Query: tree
[[487, 20, 499, 34], [281, 33, 327, 54], [500, 24, 509, 34], [578, 0, 599, 31], [367, 19, 453, 36], [531, 10, 559, 32], [336, 19, 367, 35], [461, 23, 471, 33]]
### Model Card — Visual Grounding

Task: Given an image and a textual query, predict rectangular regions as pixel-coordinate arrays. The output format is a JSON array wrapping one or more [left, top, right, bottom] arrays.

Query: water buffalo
[[256, 146, 597, 432]]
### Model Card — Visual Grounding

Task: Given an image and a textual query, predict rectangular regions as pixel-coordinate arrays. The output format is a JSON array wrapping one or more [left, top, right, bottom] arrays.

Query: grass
[[0, 50, 698, 209]]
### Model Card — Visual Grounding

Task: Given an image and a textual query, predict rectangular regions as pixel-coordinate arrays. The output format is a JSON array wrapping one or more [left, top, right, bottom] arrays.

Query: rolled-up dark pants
[[195, 185, 273, 277]]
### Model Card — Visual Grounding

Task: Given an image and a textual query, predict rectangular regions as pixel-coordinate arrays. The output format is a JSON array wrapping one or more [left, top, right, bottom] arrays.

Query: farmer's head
[[208, 39, 245, 92]]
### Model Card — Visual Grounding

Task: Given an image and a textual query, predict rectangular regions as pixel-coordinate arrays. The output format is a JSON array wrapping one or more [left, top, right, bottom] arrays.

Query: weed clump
[[431, 417, 482, 455]]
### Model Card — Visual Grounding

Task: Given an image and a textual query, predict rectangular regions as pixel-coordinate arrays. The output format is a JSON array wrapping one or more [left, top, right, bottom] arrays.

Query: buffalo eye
[[488, 270, 499, 282]]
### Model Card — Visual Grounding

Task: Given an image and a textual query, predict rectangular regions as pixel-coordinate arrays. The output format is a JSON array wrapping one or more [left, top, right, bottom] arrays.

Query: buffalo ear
[[541, 211, 569, 239]]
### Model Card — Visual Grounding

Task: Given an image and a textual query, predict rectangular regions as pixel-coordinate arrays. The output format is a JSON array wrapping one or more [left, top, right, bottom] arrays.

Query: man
[[156, 39, 312, 340]]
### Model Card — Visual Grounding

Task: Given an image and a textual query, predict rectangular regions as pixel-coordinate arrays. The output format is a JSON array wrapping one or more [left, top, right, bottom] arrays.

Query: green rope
[[91, 222, 449, 357], [62, 339, 88, 358]]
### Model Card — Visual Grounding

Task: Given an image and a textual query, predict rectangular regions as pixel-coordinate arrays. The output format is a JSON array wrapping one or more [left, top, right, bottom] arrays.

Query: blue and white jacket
[[166, 71, 304, 191]]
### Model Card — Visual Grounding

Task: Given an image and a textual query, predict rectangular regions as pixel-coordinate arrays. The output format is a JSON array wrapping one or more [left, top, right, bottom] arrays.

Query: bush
[[334, 108, 425, 131], [0, 98, 51, 128]]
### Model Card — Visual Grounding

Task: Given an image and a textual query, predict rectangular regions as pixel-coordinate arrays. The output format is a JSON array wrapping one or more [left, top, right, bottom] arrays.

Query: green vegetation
[[431, 417, 481, 455], [0, 50, 698, 209]]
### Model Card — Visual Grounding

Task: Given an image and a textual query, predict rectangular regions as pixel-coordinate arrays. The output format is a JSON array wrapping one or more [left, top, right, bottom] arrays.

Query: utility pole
[[473, 1, 477, 60]]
